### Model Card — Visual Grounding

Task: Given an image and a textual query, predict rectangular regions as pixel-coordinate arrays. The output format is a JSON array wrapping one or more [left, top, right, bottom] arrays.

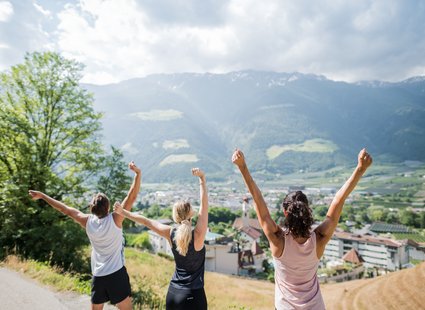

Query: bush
[[131, 276, 165, 309], [126, 232, 152, 251]]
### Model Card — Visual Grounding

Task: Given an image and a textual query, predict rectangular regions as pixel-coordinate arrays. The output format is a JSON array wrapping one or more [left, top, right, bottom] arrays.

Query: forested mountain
[[85, 71, 425, 181]]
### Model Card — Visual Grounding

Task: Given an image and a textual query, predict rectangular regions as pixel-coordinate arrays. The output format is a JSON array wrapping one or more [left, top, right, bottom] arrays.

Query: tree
[[418, 212, 425, 229], [208, 207, 238, 224], [96, 146, 134, 228], [0, 52, 102, 270], [399, 209, 416, 227]]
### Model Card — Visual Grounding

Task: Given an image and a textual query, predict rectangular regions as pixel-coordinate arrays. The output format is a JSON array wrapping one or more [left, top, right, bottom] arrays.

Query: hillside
[[3, 252, 424, 309], [321, 262, 425, 310], [84, 71, 425, 181]]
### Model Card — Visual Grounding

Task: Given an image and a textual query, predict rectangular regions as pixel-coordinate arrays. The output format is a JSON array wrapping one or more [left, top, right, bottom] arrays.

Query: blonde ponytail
[[172, 201, 193, 256]]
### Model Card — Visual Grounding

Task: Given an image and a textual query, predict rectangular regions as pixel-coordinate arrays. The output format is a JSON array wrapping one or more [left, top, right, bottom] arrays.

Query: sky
[[0, 0, 424, 85]]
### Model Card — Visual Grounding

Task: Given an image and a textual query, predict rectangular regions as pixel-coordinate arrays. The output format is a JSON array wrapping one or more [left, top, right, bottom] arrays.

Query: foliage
[[2, 255, 91, 294], [131, 276, 165, 309], [126, 232, 152, 251], [142, 204, 172, 219], [392, 233, 425, 243], [209, 206, 238, 224], [96, 146, 132, 205], [96, 146, 134, 228], [0, 51, 102, 269]]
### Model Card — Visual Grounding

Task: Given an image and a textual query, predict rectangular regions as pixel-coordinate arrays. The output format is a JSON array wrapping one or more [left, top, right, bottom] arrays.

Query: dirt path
[[0, 267, 115, 310]]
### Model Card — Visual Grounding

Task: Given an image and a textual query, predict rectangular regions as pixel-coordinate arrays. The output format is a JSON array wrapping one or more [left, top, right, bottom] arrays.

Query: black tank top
[[169, 228, 206, 290]]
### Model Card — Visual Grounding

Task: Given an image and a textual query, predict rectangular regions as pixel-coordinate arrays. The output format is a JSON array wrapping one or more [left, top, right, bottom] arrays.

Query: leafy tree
[[209, 207, 238, 224], [399, 209, 416, 227], [127, 232, 152, 250], [0, 52, 102, 269], [313, 205, 328, 220], [144, 204, 163, 219], [97, 146, 131, 203], [418, 212, 425, 229], [385, 212, 399, 224], [96, 146, 135, 229]]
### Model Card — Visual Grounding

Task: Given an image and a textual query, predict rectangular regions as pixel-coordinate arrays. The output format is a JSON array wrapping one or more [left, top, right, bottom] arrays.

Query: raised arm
[[315, 148, 372, 257], [113, 161, 142, 227], [114, 202, 172, 243], [232, 149, 283, 256], [193, 168, 208, 251], [28, 190, 89, 229]]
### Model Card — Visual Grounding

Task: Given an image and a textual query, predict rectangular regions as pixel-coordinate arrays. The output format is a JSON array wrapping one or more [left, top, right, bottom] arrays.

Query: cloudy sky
[[1, 0, 424, 84]]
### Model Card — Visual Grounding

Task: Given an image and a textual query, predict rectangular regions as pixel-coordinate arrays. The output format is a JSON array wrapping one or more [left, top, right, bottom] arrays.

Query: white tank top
[[86, 213, 125, 277]]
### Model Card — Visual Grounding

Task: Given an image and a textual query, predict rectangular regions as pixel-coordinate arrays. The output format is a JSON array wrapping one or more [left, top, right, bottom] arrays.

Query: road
[[0, 267, 115, 309]]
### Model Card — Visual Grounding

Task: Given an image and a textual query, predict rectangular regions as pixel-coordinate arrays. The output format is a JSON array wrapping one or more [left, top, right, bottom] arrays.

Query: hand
[[128, 161, 141, 175], [113, 201, 124, 215], [29, 190, 44, 200], [232, 149, 246, 168], [357, 148, 373, 171], [192, 168, 205, 179]]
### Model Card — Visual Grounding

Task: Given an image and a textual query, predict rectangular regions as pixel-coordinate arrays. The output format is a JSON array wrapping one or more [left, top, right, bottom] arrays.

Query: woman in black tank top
[[114, 168, 209, 310]]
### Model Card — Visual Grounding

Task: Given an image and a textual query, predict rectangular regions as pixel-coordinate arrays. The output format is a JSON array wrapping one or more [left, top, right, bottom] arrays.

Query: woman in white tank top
[[29, 161, 142, 310], [232, 148, 372, 309]]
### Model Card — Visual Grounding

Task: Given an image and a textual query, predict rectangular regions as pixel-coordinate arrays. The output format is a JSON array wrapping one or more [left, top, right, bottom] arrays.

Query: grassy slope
[[125, 248, 275, 309], [321, 262, 425, 310], [3, 251, 425, 310]]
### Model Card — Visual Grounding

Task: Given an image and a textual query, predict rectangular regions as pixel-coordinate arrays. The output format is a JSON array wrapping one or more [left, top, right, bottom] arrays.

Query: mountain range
[[84, 71, 425, 181]]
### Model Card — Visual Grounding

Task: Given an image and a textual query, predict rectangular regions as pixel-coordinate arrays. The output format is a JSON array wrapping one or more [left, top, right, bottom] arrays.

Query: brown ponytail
[[282, 191, 313, 238]]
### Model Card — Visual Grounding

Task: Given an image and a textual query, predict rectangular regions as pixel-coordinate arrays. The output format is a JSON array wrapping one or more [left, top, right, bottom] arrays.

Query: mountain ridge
[[83, 70, 425, 181]]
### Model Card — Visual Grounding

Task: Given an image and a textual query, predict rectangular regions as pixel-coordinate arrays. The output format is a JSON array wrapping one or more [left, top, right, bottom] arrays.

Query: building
[[149, 228, 241, 275], [232, 198, 267, 274], [205, 235, 239, 275], [324, 231, 409, 270]]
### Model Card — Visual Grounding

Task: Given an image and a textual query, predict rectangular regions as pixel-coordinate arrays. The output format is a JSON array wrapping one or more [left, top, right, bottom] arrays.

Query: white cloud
[[0, 1, 13, 22], [1, 0, 425, 83], [33, 2, 51, 17]]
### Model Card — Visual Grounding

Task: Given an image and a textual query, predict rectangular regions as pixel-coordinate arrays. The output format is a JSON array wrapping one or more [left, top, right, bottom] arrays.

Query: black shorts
[[91, 266, 131, 305], [166, 285, 207, 310]]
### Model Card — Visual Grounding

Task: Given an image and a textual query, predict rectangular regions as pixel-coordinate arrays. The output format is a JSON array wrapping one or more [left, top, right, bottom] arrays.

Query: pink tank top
[[273, 230, 325, 310]]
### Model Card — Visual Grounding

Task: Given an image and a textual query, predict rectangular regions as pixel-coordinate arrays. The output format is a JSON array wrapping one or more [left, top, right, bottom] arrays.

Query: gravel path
[[0, 267, 115, 310]]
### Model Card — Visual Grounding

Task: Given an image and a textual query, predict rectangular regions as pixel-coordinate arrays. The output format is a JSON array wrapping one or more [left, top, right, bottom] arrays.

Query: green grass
[[1, 256, 91, 294], [2, 249, 275, 309], [266, 138, 339, 160], [159, 154, 199, 166], [392, 233, 425, 243]]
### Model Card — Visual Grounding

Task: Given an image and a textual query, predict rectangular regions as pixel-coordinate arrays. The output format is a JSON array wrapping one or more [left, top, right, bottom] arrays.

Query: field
[[3, 250, 425, 310], [159, 154, 199, 166], [125, 248, 275, 309], [321, 262, 425, 310], [266, 139, 339, 160]]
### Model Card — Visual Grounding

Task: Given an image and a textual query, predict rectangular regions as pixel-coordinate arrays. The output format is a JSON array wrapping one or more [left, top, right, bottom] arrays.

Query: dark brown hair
[[89, 193, 110, 218], [282, 191, 313, 238]]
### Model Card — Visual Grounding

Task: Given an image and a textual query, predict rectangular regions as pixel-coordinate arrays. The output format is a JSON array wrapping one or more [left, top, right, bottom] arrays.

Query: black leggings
[[166, 286, 207, 310]]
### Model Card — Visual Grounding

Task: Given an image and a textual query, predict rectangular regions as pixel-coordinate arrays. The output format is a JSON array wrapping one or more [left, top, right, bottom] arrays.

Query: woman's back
[[170, 228, 206, 290], [273, 230, 325, 310]]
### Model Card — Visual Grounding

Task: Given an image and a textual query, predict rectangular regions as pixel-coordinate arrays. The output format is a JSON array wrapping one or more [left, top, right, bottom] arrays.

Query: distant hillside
[[84, 71, 425, 181], [322, 262, 425, 309]]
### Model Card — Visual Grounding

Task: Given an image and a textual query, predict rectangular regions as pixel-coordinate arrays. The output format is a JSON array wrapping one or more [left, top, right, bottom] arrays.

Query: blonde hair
[[172, 201, 193, 256]]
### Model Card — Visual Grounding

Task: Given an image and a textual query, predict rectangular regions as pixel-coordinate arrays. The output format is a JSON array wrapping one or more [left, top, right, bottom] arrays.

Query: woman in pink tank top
[[232, 148, 372, 310]]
